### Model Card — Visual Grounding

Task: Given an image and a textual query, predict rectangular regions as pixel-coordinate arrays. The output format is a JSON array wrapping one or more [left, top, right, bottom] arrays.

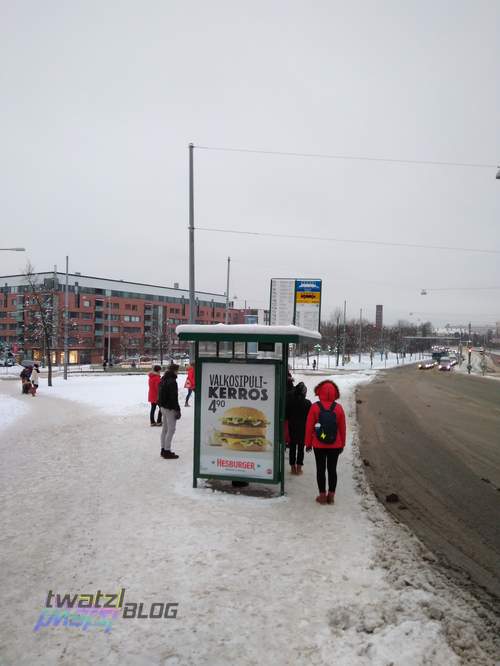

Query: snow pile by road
[[0, 371, 498, 665], [0, 363, 25, 377]]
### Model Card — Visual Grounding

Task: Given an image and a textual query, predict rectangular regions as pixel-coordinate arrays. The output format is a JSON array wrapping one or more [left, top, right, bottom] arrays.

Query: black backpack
[[314, 402, 338, 443]]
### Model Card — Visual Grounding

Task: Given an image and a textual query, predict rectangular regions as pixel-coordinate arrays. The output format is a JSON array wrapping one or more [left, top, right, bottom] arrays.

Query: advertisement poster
[[199, 362, 276, 480]]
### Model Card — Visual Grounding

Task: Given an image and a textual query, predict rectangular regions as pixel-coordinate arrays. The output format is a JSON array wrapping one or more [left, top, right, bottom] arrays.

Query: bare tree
[[149, 319, 171, 364], [23, 263, 57, 387]]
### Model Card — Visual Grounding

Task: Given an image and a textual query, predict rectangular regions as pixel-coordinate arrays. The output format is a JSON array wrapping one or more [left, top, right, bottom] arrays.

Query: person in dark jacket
[[284, 371, 295, 448], [286, 382, 311, 475], [305, 380, 346, 505], [157, 363, 181, 459], [20, 366, 32, 394]]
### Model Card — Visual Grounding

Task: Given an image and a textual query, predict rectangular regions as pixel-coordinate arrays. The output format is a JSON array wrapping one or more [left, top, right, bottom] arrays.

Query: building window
[[83, 299, 91, 307]]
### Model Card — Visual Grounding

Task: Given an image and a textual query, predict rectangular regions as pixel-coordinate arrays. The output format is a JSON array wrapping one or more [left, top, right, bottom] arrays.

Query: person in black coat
[[285, 382, 311, 475], [20, 366, 32, 394], [158, 363, 181, 459]]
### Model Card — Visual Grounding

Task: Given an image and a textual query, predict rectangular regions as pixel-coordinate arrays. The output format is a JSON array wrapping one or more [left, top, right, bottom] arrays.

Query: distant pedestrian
[[312, 359, 317, 371], [102, 360, 107, 372], [148, 365, 162, 426], [305, 380, 346, 505], [30, 364, 40, 396], [20, 366, 32, 394], [286, 382, 311, 475], [184, 363, 195, 407], [158, 363, 181, 459]]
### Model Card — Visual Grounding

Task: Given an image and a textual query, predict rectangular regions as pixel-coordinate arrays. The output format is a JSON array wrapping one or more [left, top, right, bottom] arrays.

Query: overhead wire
[[195, 226, 500, 255], [422, 286, 500, 291], [194, 145, 497, 169]]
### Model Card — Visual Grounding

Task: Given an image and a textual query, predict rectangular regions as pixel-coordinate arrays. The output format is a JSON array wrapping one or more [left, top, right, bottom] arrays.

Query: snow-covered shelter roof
[[176, 323, 321, 343]]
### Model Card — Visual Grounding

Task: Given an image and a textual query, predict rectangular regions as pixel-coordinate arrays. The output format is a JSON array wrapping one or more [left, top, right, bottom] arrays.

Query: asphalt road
[[357, 365, 500, 604]]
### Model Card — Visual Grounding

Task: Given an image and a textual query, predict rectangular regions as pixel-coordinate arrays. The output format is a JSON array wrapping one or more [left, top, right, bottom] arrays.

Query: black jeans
[[289, 442, 304, 466], [150, 403, 162, 424], [185, 389, 193, 405], [313, 448, 341, 493]]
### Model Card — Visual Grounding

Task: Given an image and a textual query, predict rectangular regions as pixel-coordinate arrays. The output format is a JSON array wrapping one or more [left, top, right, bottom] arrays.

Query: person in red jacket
[[148, 365, 162, 426], [184, 363, 195, 407], [305, 380, 346, 505]]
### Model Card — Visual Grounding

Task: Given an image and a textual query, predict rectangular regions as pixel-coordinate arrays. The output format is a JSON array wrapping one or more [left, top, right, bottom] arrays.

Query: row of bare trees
[[295, 308, 435, 362]]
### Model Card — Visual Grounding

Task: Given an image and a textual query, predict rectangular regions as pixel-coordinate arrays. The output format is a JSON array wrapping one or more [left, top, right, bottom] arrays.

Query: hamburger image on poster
[[199, 362, 276, 476], [210, 406, 271, 452]]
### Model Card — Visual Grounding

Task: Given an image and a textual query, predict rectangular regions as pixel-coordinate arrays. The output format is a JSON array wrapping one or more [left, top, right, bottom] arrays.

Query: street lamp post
[[188, 143, 195, 324], [108, 298, 112, 365], [188, 143, 196, 361], [225, 256, 231, 324], [341, 300, 347, 366], [358, 308, 362, 363], [63, 256, 69, 380]]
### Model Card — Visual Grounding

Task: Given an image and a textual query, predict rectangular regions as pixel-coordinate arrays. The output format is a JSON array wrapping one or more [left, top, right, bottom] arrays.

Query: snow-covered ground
[[0, 391, 30, 430], [292, 351, 426, 372], [0, 371, 498, 665]]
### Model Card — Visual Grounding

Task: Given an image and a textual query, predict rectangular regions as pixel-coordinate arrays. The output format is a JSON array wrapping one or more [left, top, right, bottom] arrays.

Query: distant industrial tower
[[375, 304, 383, 329]]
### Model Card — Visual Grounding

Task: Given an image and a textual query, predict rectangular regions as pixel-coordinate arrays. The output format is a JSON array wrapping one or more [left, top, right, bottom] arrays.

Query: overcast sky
[[1, 1, 499, 328]]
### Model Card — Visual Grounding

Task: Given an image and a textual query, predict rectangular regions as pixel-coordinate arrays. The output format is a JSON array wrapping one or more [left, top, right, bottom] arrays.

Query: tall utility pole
[[335, 312, 340, 366], [341, 300, 347, 366], [107, 298, 112, 364], [225, 256, 231, 324], [188, 143, 195, 325], [467, 321, 472, 374], [358, 308, 362, 363], [63, 256, 69, 380]]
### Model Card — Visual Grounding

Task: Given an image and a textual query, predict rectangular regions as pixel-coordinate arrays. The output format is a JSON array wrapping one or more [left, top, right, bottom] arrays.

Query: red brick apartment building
[[0, 272, 244, 364]]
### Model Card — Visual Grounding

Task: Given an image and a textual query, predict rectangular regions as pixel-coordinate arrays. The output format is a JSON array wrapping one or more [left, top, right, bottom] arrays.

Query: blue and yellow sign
[[295, 279, 321, 304]]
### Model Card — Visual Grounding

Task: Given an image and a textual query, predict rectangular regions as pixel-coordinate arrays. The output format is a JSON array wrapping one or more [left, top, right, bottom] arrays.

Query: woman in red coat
[[305, 380, 346, 505], [184, 364, 195, 407], [148, 365, 162, 426]]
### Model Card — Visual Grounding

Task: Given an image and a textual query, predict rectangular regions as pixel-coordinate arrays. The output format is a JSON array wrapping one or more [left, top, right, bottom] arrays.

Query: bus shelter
[[176, 324, 322, 495]]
